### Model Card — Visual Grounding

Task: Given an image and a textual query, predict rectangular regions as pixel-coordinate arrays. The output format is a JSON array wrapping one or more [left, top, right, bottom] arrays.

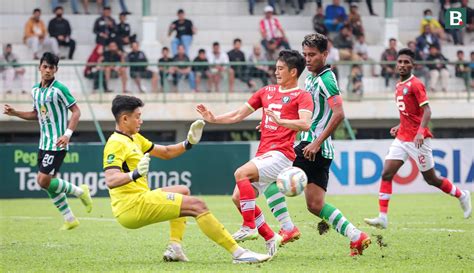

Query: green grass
[[0, 194, 473, 272]]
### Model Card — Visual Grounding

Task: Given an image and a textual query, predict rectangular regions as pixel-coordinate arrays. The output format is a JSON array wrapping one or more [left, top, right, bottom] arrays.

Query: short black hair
[[457, 50, 464, 55], [213, 42, 220, 47], [302, 33, 328, 53], [119, 11, 128, 16], [277, 50, 306, 78], [423, 9, 432, 15], [198, 48, 206, 54], [389, 38, 397, 43], [162, 46, 169, 51], [103, 6, 111, 10], [6, 44, 12, 48], [40, 52, 59, 67], [233, 38, 242, 44], [54, 6, 63, 12], [177, 9, 184, 14], [397, 48, 415, 61], [111, 95, 144, 121], [33, 8, 41, 13]]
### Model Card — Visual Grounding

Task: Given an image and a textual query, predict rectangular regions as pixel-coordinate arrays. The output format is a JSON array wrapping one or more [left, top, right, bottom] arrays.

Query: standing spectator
[[462, 0, 474, 34], [454, 50, 469, 90], [263, 39, 279, 84], [313, 6, 328, 36], [193, 49, 212, 92], [416, 25, 441, 59], [425, 45, 449, 92], [117, 12, 136, 50], [48, 6, 76, 60], [51, 0, 90, 15], [407, 40, 428, 82], [259, 6, 290, 51], [169, 44, 196, 92], [324, 0, 347, 33], [268, 0, 301, 15], [348, 0, 377, 16], [24, 8, 59, 59], [247, 44, 270, 87], [348, 3, 364, 38], [326, 39, 340, 79], [158, 47, 173, 90], [0, 44, 26, 94], [228, 38, 255, 92], [93, 6, 117, 46], [84, 44, 107, 92], [439, 1, 463, 45], [207, 42, 229, 92], [168, 9, 196, 57], [333, 25, 359, 61], [380, 38, 398, 87], [97, 0, 130, 14], [420, 9, 446, 41], [470, 51, 474, 89], [127, 42, 158, 93], [103, 41, 128, 93]]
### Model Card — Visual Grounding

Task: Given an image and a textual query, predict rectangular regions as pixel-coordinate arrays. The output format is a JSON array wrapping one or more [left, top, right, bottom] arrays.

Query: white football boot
[[232, 249, 271, 264], [459, 190, 472, 219], [163, 243, 189, 262], [232, 226, 258, 242], [265, 234, 283, 257], [364, 216, 388, 229]]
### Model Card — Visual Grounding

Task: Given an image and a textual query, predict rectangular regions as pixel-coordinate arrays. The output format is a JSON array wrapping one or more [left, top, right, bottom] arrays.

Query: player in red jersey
[[365, 48, 472, 229], [196, 50, 313, 256]]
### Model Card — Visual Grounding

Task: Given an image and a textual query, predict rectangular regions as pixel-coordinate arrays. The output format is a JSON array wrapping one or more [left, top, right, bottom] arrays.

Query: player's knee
[[306, 200, 323, 216], [36, 175, 50, 189], [381, 171, 394, 182], [234, 167, 247, 181], [424, 176, 440, 187]]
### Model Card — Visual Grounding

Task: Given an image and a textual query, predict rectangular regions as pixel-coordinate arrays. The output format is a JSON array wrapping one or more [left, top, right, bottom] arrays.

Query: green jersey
[[299, 65, 340, 159], [31, 80, 76, 151]]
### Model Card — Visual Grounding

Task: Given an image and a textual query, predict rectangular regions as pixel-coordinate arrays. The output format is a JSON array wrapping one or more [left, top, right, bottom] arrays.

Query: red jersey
[[246, 85, 313, 161], [394, 75, 433, 141]]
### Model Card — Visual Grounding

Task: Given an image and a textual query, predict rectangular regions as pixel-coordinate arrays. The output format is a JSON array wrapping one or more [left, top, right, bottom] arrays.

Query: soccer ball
[[276, 167, 308, 197]]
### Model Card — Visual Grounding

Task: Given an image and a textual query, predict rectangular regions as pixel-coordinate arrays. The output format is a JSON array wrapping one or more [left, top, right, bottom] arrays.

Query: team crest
[[403, 87, 408, 95], [282, 96, 291, 104], [107, 154, 115, 164]]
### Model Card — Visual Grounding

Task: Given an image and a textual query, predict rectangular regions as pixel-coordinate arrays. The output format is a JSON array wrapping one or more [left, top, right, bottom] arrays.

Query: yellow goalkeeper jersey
[[103, 130, 154, 216]]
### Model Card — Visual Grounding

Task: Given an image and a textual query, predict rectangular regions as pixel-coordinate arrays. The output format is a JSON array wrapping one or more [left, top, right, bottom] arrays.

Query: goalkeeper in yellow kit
[[103, 95, 270, 264]]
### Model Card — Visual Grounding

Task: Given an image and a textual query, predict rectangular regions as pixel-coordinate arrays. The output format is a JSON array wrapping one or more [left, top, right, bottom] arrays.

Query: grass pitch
[[1, 194, 473, 272]]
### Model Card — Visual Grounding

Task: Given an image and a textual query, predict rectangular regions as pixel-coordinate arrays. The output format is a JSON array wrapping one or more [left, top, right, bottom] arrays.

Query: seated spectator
[[348, 3, 364, 38], [425, 45, 449, 92], [84, 44, 107, 92], [192, 49, 212, 92], [117, 12, 137, 50], [103, 41, 128, 93], [351, 65, 363, 95], [247, 44, 271, 87], [326, 39, 340, 79], [207, 42, 229, 92], [454, 50, 469, 90], [127, 42, 158, 93], [48, 6, 76, 60], [264, 39, 280, 84], [354, 35, 376, 76], [93, 6, 117, 46], [0, 44, 26, 94], [168, 9, 196, 57], [380, 38, 398, 87], [259, 6, 290, 51], [420, 9, 446, 41], [228, 38, 255, 92], [158, 47, 173, 90], [333, 25, 360, 61], [313, 6, 328, 36], [416, 25, 441, 59], [24, 8, 59, 59], [324, 0, 347, 33], [169, 44, 196, 92], [407, 40, 428, 82]]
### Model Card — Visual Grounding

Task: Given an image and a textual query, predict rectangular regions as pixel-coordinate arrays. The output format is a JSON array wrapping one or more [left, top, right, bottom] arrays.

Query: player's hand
[[3, 104, 17, 116], [256, 122, 261, 132], [187, 120, 206, 144], [414, 133, 424, 149], [137, 153, 150, 177], [302, 142, 321, 161], [56, 135, 70, 149], [389, 125, 399, 137], [265, 109, 281, 124], [196, 104, 216, 123]]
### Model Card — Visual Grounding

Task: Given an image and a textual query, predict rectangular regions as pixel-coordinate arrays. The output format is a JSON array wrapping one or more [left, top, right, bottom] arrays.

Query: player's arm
[[105, 153, 151, 189], [3, 104, 38, 120], [265, 109, 312, 131], [196, 103, 253, 124], [56, 104, 81, 148], [414, 104, 431, 148]]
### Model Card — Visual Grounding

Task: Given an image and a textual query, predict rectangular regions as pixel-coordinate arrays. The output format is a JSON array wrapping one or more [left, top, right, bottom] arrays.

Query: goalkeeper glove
[[184, 120, 206, 150], [129, 153, 150, 181]]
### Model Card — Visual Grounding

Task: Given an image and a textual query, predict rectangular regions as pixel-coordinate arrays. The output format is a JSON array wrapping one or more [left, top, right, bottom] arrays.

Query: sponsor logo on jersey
[[267, 94, 273, 100], [107, 154, 115, 164], [282, 96, 290, 104]]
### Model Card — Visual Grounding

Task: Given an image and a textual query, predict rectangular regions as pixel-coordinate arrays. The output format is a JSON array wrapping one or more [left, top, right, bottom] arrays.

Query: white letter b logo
[[450, 11, 462, 26]]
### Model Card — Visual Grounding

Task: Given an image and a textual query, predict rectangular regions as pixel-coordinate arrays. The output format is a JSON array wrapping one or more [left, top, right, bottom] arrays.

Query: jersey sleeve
[[319, 72, 340, 98], [246, 88, 264, 111], [298, 92, 314, 114], [57, 84, 77, 108], [103, 140, 126, 171], [412, 80, 429, 107], [135, 133, 154, 153]]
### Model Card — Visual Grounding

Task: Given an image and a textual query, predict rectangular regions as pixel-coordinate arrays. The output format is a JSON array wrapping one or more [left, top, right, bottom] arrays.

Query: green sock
[[48, 178, 83, 197], [264, 182, 295, 231], [319, 203, 360, 241], [46, 190, 75, 222]]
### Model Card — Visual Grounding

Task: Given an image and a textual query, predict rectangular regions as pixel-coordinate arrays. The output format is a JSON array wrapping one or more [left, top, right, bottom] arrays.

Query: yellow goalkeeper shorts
[[116, 189, 183, 229]]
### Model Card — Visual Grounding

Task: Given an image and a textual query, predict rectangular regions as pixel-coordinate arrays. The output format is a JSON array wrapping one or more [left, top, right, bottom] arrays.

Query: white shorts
[[385, 138, 434, 172], [250, 151, 292, 193]]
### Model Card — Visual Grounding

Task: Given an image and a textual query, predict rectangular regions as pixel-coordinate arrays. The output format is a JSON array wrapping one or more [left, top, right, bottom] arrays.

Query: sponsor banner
[[0, 143, 250, 198]]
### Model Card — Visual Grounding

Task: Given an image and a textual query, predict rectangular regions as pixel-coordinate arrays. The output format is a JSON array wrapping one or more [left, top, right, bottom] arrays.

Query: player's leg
[[263, 182, 298, 240], [365, 139, 407, 228], [233, 160, 260, 233]]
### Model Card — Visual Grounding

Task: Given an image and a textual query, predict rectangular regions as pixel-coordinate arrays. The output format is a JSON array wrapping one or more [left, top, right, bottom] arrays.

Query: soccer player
[[297, 33, 370, 256], [3, 52, 92, 230], [196, 50, 314, 255], [103, 95, 270, 264], [364, 48, 472, 229]]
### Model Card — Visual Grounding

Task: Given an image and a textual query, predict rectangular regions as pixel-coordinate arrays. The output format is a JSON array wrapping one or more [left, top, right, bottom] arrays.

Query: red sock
[[439, 178, 462, 198], [237, 178, 256, 229], [255, 206, 275, 241], [379, 180, 392, 214]]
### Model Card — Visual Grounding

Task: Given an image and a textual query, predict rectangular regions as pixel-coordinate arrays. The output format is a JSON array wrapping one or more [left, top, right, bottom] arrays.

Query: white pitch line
[[401, 227, 466, 233]]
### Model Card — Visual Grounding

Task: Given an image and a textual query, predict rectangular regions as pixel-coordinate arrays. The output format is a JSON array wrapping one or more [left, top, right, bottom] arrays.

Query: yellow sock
[[169, 217, 187, 244], [196, 211, 239, 253]]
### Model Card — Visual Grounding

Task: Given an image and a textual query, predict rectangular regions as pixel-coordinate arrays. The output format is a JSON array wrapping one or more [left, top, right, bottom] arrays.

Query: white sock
[[232, 246, 246, 258], [379, 212, 388, 220], [345, 224, 361, 242]]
